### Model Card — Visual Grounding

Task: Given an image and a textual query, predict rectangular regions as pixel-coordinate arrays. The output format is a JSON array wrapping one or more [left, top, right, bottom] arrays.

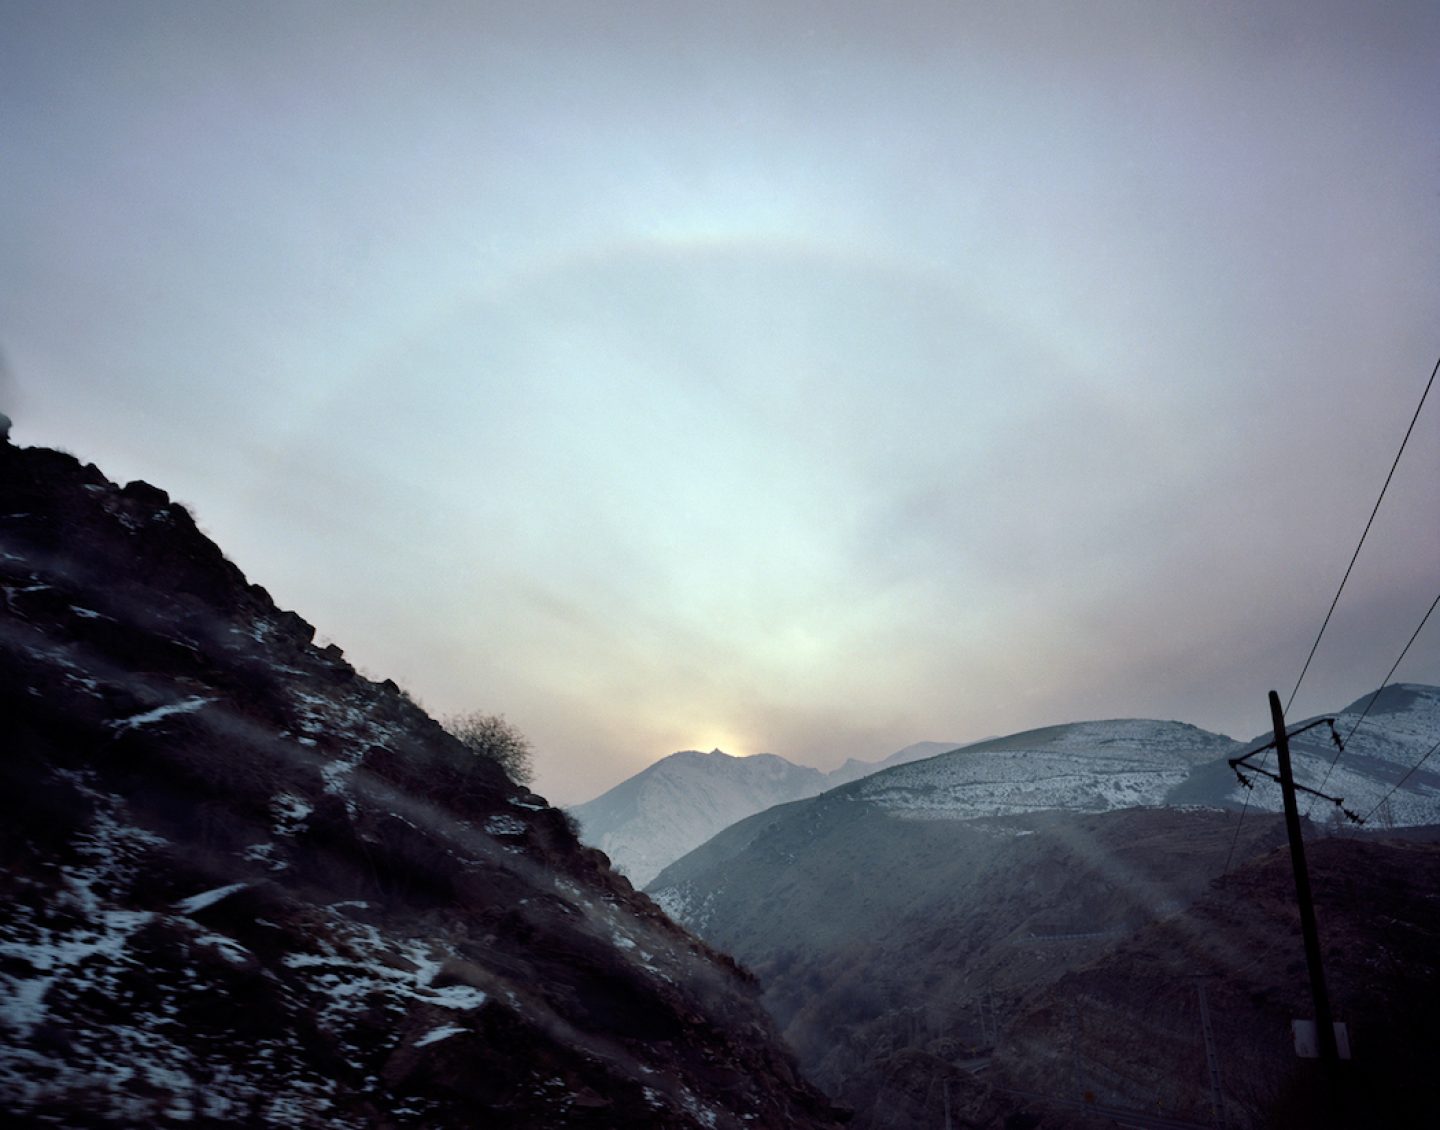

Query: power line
[[1285, 353, 1439, 716], [1307, 589, 1440, 812], [1343, 592, 1438, 750], [1226, 354, 1434, 868], [1361, 734, 1440, 827], [1222, 749, 1267, 876], [1224, 714, 1342, 872]]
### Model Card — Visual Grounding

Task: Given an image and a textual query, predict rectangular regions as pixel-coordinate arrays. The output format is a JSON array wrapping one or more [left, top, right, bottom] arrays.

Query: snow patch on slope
[[111, 695, 212, 732]]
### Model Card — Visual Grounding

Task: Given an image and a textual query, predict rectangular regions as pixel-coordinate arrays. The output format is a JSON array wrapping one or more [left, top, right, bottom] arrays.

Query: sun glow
[[690, 731, 751, 757]]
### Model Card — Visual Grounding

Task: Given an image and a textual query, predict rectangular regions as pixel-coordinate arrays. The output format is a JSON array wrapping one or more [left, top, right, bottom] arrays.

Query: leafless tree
[[442, 710, 534, 786]]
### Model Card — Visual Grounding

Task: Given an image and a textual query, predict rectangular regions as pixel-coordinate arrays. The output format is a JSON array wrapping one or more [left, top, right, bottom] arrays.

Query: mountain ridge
[[570, 740, 964, 887]]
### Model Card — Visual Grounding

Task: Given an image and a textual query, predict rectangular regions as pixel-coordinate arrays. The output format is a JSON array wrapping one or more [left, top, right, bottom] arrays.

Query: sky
[[3, 1, 1437, 805]]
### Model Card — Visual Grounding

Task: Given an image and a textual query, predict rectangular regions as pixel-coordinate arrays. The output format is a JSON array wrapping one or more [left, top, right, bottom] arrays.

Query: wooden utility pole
[[1269, 689, 1339, 1067]]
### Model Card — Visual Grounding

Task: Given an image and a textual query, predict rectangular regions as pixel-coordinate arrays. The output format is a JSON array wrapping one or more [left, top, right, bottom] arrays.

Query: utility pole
[[1268, 689, 1340, 1068]]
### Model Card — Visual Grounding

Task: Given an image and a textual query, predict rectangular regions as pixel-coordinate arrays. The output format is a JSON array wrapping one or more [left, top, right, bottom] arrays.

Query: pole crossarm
[[1228, 714, 1360, 824], [1228, 716, 1341, 769], [1230, 763, 1365, 825]]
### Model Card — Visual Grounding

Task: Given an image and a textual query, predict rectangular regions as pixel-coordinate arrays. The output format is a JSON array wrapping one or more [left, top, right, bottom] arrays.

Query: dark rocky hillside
[[0, 437, 844, 1128], [652, 800, 1287, 1124], [996, 833, 1440, 1128]]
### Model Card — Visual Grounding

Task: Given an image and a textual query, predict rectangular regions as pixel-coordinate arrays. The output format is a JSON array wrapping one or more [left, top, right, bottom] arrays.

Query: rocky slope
[[0, 437, 843, 1128], [570, 740, 961, 888]]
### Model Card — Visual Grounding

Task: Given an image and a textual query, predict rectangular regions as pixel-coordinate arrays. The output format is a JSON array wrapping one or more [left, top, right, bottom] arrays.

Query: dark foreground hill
[[0, 437, 843, 1129], [653, 799, 1287, 1122], [996, 833, 1440, 1128]]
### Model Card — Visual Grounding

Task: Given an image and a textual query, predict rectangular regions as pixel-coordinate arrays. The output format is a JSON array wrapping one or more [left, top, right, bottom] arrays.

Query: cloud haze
[[3, 1, 1437, 802]]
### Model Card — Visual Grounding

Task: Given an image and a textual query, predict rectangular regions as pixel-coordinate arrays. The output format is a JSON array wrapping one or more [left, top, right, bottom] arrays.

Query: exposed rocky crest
[[0, 438, 843, 1128]]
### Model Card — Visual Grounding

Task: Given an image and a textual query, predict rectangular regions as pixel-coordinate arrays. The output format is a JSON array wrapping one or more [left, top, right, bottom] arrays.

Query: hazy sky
[[4, 1, 1437, 804]]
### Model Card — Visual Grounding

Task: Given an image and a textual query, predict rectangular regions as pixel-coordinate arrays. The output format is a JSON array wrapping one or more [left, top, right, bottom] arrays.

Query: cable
[[1223, 748, 1270, 875], [1285, 353, 1439, 716], [1344, 592, 1438, 750], [1225, 715, 1349, 866], [1307, 589, 1440, 812], [1361, 734, 1440, 827], [1231, 353, 1436, 861]]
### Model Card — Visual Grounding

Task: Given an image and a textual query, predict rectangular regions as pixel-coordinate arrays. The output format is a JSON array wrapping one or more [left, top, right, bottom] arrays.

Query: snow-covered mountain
[[649, 700, 1440, 942], [0, 438, 843, 1129], [828, 694, 1440, 832], [646, 717, 1247, 939], [575, 718, 1251, 890], [852, 718, 1240, 819], [568, 750, 826, 889], [569, 740, 963, 887]]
